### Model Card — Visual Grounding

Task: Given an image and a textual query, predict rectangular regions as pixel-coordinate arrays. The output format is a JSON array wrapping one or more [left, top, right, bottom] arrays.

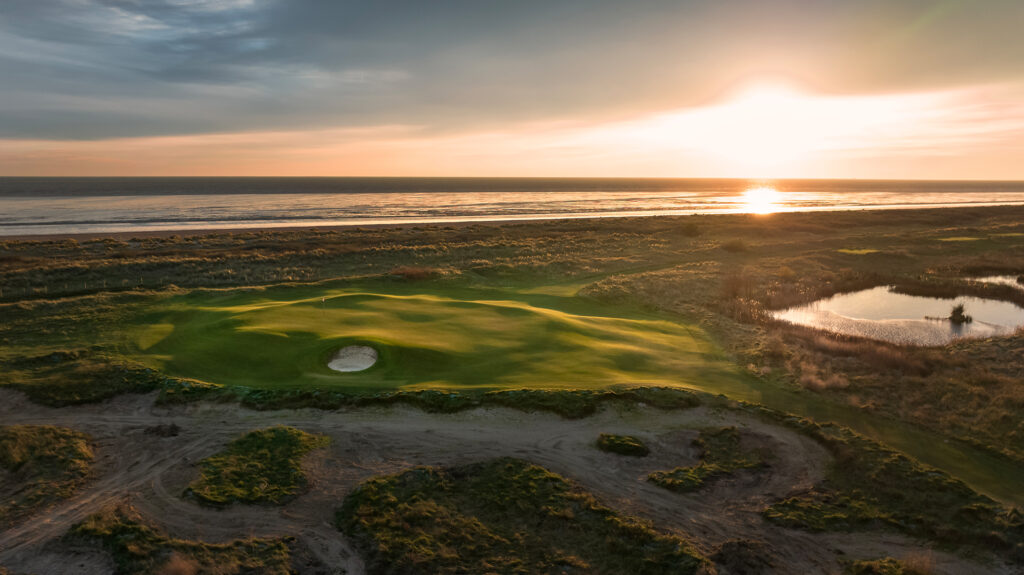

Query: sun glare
[[586, 79, 975, 178], [741, 186, 782, 214], [700, 84, 815, 167]]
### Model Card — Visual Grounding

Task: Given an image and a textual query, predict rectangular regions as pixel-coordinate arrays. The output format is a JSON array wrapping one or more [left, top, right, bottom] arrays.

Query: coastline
[[6, 200, 1024, 241]]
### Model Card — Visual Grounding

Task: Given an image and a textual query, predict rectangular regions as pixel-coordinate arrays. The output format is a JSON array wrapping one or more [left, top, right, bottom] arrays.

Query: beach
[[3, 177, 1024, 237]]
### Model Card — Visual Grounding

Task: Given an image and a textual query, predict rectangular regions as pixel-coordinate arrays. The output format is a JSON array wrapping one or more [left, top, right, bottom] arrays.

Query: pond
[[771, 286, 1024, 346], [974, 275, 1024, 290]]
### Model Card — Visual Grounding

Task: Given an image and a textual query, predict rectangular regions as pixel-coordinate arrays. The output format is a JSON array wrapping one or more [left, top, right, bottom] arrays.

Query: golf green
[[128, 281, 745, 393]]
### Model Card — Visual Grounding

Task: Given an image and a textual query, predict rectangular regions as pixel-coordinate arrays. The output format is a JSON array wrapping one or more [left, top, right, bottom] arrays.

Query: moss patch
[[648, 427, 767, 493], [67, 505, 294, 575], [0, 425, 93, 528], [336, 457, 709, 575], [185, 426, 328, 507]]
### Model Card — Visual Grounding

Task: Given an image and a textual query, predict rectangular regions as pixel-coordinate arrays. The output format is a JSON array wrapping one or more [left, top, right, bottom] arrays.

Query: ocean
[[2, 177, 1023, 237]]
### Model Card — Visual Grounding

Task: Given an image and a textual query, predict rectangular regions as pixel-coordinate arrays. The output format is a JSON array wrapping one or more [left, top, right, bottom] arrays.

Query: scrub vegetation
[[335, 457, 710, 575], [1, 349, 167, 407], [580, 208, 1024, 463], [67, 505, 296, 575], [756, 411, 1023, 562], [595, 433, 650, 456], [844, 556, 934, 575], [185, 426, 328, 507], [0, 425, 93, 528], [159, 384, 703, 419], [648, 426, 767, 492], [3, 208, 1024, 571]]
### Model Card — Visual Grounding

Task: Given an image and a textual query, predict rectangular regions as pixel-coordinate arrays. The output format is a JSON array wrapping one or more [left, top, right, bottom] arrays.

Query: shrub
[[596, 433, 650, 457], [776, 265, 797, 282], [949, 303, 972, 324], [679, 222, 701, 237], [184, 426, 328, 506], [648, 427, 767, 492], [389, 266, 440, 280], [67, 505, 294, 575], [0, 425, 94, 528], [721, 239, 749, 253], [760, 415, 1023, 559], [336, 458, 710, 575], [844, 556, 933, 575]]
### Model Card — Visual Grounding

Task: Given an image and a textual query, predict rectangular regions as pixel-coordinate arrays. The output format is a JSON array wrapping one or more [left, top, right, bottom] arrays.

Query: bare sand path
[[0, 389, 1011, 575]]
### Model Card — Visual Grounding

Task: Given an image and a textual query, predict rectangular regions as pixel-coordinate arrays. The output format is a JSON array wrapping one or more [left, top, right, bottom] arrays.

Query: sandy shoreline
[[5, 202, 1024, 242], [0, 217, 547, 242]]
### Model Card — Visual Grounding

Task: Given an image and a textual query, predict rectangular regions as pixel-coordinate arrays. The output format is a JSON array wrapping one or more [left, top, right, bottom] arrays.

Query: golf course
[[117, 275, 1024, 507], [128, 281, 745, 393], [4, 208, 1024, 574]]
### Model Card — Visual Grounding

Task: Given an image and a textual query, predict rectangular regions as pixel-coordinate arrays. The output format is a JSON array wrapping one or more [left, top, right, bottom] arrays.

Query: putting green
[[128, 282, 744, 393]]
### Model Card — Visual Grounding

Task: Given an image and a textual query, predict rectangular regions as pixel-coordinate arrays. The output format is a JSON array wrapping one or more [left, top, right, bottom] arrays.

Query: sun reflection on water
[[741, 186, 783, 214]]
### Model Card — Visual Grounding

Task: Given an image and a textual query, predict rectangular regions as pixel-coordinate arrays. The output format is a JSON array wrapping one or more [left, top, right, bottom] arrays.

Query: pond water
[[974, 275, 1024, 290], [771, 286, 1024, 346]]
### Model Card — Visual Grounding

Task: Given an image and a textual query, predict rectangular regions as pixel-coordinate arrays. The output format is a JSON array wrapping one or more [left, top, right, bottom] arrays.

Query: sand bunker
[[328, 345, 378, 372]]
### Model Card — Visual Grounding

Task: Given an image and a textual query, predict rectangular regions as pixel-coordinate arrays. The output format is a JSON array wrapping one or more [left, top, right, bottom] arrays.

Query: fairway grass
[[127, 281, 746, 394]]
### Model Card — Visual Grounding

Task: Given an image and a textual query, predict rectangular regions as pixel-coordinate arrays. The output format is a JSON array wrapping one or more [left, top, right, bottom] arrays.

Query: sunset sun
[[741, 186, 783, 214]]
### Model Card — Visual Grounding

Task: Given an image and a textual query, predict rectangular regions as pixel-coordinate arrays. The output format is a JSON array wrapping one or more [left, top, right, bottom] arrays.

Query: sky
[[1, 0, 1023, 178]]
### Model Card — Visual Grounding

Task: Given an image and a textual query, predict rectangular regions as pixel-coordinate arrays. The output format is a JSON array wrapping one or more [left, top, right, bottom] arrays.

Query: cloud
[[3, 82, 1022, 179], [1, 0, 1023, 143]]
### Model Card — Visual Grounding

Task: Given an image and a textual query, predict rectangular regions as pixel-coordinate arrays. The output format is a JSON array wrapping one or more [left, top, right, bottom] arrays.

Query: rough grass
[[0, 350, 167, 406], [184, 426, 328, 507], [67, 505, 294, 575], [758, 412, 1024, 562], [596, 433, 649, 457], [837, 248, 880, 255], [0, 425, 94, 528], [4, 207, 1024, 510], [578, 210, 1024, 500], [335, 457, 710, 575], [845, 557, 933, 575], [159, 384, 703, 420], [648, 427, 767, 492]]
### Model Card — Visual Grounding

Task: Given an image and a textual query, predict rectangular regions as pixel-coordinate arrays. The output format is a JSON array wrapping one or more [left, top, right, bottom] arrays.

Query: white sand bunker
[[328, 345, 378, 372]]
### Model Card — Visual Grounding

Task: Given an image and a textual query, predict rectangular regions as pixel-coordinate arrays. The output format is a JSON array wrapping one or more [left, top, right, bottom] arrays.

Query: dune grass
[[760, 413, 1023, 561], [336, 457, 710, 575], [185, 426, 328, 507], [596, 433, 650, 456], [0, 425, 94, 528], [844, 557, 932, 575], [1, 350, 166, 406], [648, 426, 768, 492], [4, 207, 1024, 511], [67, 505, 294, 575], [837, 248, 880, 255]]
